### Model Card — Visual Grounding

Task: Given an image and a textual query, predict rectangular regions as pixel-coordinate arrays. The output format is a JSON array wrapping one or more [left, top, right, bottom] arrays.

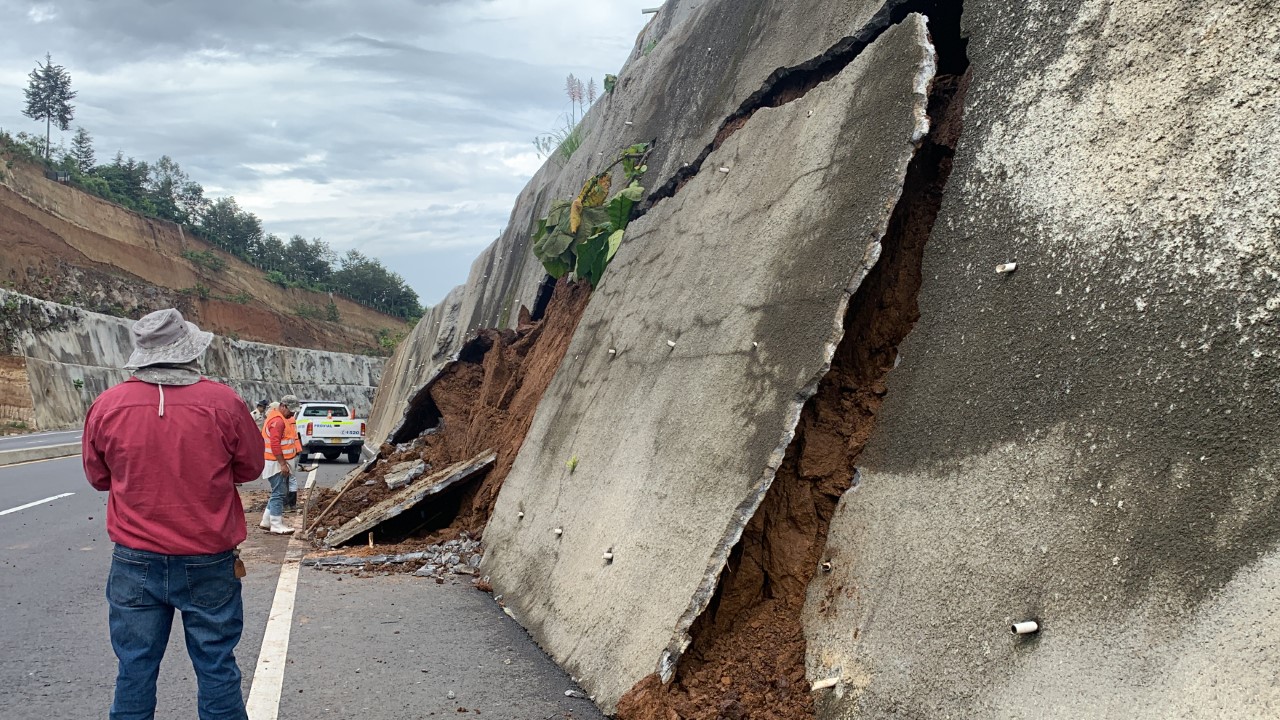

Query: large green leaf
[[606, 229, 625, 263], [574, 232, 610, 288], [541, 227, 575, 257], [542, 254, 572, 279]]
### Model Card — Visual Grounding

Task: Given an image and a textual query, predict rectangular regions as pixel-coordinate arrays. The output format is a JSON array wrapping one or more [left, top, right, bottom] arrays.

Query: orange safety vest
[[262, 408, 303, 461]]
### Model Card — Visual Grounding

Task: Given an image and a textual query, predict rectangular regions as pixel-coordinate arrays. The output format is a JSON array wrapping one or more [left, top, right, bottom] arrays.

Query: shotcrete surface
[[366, 0, 892, 447], [804, 1, 1280, 717], [480, 16, 935, 714], [2, 290, 383, 429]]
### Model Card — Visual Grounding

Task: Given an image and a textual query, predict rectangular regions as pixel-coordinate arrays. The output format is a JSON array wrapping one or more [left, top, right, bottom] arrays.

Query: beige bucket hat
[[124, 308, 214, 369]]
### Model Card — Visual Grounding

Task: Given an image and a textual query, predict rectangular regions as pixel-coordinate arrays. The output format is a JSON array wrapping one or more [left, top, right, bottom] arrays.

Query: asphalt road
[[0, 428, 83, 452], [0, 454, 601, 719]]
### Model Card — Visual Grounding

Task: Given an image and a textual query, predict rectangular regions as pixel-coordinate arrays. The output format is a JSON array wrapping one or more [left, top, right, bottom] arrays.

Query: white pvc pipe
[[996, 262, 1017, 274], [811, 677, 839, 691], [1011, 620, 1039, 635]]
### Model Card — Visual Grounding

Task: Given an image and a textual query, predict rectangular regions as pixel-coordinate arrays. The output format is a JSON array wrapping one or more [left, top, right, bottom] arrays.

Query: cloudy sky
[[0, 0, 651, 306]]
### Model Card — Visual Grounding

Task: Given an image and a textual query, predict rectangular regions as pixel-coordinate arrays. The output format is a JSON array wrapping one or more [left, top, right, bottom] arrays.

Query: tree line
[[5, 54, 422, 320]]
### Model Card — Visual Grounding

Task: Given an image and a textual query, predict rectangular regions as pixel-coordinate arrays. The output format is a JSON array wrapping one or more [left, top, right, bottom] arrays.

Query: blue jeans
[[267, 471, 288, 516], [107, 544, 248, 720]]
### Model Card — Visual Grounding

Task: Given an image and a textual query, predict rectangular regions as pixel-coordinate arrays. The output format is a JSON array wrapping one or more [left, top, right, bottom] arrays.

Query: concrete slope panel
[[482, 17, 935, 714], [805, 1, 1280, 718], [366, 0, 893, 447]]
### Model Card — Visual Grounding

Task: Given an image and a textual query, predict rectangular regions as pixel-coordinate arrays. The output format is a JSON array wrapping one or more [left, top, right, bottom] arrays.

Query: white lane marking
[[245, 462, 315, 720], [0, 492, 75, 516]]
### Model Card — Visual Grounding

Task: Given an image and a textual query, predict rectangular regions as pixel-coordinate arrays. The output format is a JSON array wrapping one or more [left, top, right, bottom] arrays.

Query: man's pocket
[[185, 554, 238, 608], [107, 553, 150, 607]]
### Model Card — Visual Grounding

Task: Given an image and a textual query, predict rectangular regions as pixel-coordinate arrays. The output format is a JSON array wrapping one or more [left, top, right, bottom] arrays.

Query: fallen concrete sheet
[[0, 442, 80, 466], [323, 450, 495, 547], [366, 0, 908, 449], [481, 15, 935, 713]]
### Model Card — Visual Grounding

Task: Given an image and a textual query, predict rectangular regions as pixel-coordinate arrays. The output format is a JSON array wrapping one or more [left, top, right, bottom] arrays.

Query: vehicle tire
[[348, 450, 361, 464], [323, 450, 340, 461]]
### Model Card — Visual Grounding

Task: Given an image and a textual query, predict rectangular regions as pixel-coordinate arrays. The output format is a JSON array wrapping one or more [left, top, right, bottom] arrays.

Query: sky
[[0, 0, 652, 306]]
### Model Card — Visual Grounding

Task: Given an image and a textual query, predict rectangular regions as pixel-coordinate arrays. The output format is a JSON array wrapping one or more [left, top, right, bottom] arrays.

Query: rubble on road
[[318, 451, 495, 547], [303, 534, 486, 580]]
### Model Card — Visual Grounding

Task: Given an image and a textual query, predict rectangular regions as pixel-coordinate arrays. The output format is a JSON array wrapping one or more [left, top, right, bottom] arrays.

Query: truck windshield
[[302, 406, 348, 417]]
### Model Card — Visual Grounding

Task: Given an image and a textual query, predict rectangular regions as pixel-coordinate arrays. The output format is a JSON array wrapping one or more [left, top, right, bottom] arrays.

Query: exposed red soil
[[0, 158, 407, 353], [616, 69, 969, 720], [312, 279, 591, 544]]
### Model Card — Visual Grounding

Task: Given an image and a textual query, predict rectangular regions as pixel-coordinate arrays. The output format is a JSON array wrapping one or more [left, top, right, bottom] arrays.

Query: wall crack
[[637, 0, 969, 218], [616, 3, 970, 718]]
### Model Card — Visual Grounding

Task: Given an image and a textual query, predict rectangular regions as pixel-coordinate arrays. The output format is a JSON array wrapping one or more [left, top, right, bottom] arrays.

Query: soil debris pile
[[308, 279, 590, 547]]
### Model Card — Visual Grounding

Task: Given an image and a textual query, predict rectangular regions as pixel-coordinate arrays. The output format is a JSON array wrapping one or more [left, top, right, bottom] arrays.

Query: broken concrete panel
[[1, 289, 384, 429], [384, 460, 427, 490], [366, 0, 894, 448], [481, 16, 935, 714], [323, 450, 495, 547], [805, 1, 1280, 717]]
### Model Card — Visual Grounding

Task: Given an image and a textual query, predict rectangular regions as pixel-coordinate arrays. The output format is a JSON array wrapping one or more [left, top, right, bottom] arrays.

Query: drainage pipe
[[1011, 620, 1040, 635]]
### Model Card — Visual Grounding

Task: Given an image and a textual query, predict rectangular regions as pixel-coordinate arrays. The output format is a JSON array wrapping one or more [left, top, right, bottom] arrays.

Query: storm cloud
[[0, 0, 650, 304]]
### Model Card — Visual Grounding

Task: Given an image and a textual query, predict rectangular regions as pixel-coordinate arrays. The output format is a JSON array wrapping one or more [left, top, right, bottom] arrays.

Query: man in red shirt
[[83, 308, 263, 720]]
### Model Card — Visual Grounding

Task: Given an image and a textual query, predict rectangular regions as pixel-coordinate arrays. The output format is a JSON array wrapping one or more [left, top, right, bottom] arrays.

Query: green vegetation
[[375, 327, 408, 352], [5, 56, 422, 321], [72, 378, 84, 390], [179, 284, 211, 300], [642, 39, 658, 56], [534, 74, 600, 163], [181, 249, 227, 273], [603, 74, 618, 94], [294, 303, 325, 320], [532, 143, 649, 288], [22, 54, 76, 161]]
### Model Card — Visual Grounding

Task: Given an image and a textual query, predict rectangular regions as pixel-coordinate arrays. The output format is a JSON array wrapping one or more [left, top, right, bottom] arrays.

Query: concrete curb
[[0, 443, 81, 467]]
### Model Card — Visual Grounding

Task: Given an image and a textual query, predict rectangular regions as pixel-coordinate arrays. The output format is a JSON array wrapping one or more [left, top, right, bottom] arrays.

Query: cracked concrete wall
[[2, 289, 384, 430], [367, 0, 901, 448], [805, 1, 1280, 718], [481, 15, 935, 713]]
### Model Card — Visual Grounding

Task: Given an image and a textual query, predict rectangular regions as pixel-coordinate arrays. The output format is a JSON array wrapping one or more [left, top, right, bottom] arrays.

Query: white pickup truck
[[296, 401, 366, 463]]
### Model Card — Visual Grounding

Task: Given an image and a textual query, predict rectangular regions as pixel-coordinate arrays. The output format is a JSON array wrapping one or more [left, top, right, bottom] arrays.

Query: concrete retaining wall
[[804, 1, 1280, 718], [2, 289, 384, 430], [365, 0, 1280, 716]]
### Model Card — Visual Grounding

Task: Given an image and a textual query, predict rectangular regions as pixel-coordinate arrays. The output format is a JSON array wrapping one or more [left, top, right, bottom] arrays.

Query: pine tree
[[22, 53, 77, 161], [69, 126, 94, 174]]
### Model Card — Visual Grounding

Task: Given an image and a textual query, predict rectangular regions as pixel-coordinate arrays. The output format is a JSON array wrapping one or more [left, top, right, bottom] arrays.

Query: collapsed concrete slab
[[804, 1, 1280, 717], [366, 0, 904, 448], [480, 15, 936, 713], [322, 450, 495, 547]]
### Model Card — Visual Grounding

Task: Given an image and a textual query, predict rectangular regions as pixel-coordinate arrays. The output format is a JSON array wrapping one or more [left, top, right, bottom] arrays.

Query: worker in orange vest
[[260, 395, 303, 533]]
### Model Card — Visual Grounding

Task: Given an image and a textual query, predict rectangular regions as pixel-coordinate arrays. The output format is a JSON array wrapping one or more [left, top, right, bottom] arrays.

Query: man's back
[[83, 377, 265, 556]]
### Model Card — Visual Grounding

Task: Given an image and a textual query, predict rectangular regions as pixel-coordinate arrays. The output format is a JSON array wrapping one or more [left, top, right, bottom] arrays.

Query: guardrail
[[0, 443, 81, 467]]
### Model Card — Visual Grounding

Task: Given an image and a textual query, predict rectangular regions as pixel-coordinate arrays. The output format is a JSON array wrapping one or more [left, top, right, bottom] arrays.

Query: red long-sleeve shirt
[[83, 377, 265, 555]]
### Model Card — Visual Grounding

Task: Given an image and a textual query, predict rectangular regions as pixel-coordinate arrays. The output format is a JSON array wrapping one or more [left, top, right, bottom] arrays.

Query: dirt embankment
[[0, 355, 35, 431], [0, 159, 408, 354], [311, 279, 591, 545], [615, 61, 971, 720]]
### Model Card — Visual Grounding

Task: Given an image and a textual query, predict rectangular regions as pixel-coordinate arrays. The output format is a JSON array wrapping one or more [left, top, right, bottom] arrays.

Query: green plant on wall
[[531, 143, 649, 288]]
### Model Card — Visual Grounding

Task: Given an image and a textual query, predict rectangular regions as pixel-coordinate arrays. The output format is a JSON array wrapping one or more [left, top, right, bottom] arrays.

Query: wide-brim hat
[[124, 308, 214, 369]]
